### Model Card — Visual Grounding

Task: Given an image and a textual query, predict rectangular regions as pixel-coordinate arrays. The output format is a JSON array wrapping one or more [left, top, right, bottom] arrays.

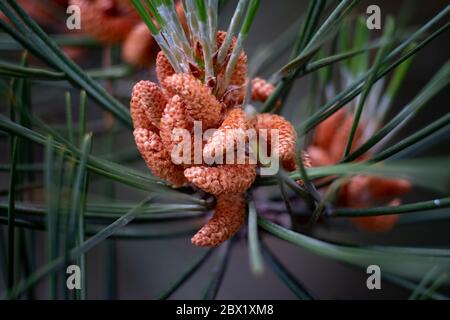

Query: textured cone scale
[[131, 81, 167, 129], [156, 51, 175, 91], [133, 128, 186, 187], [255, 113, 297, 171], [191, 193, 246, 247], [130, 88, 158, 132], [252, 77, 275, 102], [69, 0, 138, 44], [164, 73, 223, 128], [250, 77, 282, 108], [203, 108, 250, 160], [160, 95, 194, 162], [184, 164, 256, 195], [122, 22, 154, 67]]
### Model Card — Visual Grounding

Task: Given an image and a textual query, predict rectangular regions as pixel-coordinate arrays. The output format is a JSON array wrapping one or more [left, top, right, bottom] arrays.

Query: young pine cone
[[133, 128, 187, 187], [255, 113, 298, 171], [163, 73, 223, 129], [251, 77, 282, 108], [159, 95, 195, 165], [184, 164, 256, 195], [252, 77, 275, 102], [191, 193, 246, 247], [128, 26, 304, 246], [131, 81, 167, 129], [130, 82, 186, 187], [156, 51, 176, 93], [203, 108, 252, 161]]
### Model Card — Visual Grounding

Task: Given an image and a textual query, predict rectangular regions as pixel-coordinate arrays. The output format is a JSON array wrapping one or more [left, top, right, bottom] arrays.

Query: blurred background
[[0, 0, 449, 299]]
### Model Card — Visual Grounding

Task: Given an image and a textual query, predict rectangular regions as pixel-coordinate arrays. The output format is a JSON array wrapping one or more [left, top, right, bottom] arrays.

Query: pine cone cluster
[[130, 31, 306, 246], [307, 108, 412, 232]]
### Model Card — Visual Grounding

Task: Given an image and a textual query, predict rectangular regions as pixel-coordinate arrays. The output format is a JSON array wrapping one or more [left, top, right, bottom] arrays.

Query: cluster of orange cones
[[130, 31, 305, 247], [12, 0, 412, 243], [307, 108, 412, 231]]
